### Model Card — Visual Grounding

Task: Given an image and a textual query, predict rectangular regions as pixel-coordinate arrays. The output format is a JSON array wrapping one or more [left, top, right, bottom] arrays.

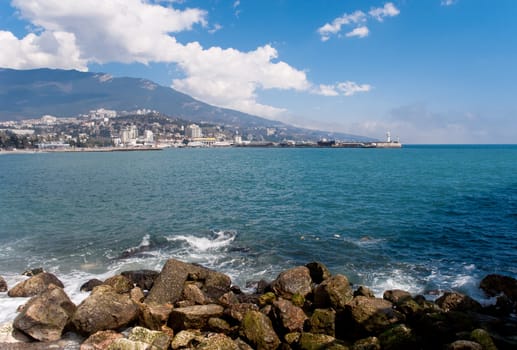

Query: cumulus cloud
[[318, 2, 399, 41], [346, 26, 369, 38], [0, 0, 372, 119], [368, 3, 400, 22]]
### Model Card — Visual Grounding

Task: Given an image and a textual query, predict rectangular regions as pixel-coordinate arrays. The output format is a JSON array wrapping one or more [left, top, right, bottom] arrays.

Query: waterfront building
[[186, 124, 202, 139]]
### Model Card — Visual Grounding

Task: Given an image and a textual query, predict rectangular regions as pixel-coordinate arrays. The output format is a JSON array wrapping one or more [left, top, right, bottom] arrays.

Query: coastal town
[[0, 108, 401, 152]]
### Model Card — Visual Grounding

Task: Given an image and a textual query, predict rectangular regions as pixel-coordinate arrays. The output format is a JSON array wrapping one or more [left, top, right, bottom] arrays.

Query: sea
[[1, 145, 516, 323]]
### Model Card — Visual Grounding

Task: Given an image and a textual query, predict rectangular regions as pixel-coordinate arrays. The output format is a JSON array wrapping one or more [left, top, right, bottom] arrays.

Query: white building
[[186, 124, 202, 139], [143, 130, 154, 143], [120, 125, 138, 145]]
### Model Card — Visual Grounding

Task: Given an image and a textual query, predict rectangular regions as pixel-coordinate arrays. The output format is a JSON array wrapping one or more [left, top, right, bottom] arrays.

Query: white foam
[[166, 230, 236, 251]]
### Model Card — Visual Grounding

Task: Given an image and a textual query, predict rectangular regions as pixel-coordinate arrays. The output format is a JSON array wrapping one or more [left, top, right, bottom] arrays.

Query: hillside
[[0, 68, 372, 141]]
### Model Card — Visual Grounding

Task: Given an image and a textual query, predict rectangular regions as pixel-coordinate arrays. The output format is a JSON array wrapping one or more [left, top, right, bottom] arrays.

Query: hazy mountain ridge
[[0, 68, 372, 141]]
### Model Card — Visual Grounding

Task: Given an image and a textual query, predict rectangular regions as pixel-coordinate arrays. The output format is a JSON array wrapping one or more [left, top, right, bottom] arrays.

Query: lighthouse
[[386, 131, 391, 143]]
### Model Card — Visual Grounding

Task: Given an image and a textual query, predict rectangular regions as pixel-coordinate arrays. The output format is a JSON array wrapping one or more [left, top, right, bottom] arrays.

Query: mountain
[[0, 68, 372, 141]]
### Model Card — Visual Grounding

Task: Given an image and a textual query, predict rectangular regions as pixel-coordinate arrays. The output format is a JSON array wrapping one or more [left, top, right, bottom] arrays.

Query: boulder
[[207, 317, 233, 334], [480, 274, 517, 315], [196, 333, 240, 350], [80, 330, 124, 350], [298, 332, 348, 350], [305, 262, 331, 284], [181, 283, 207, 305], [168, 304, 224, 331], [0, 276, 7, 292], [8, 272, 64, 297], [447, 340, 483, 350], [0, 321, 33, 344], [307, 308, 336, 337], [128, 326, 171, 350], [378, 324, 418, 350], [145, 259, 230, 305], [343, 296, 404, 335], [80, 279, 103, 292], [13, 285, 76, 342], [240, 310, 281, 350], [314, 274, 353, 309], [469, 329, 497, 350], [170, 330, 199, 349], [354, 286, 375, 298], [130, 287, 145, 303], [383, 290, 412, 305], [22, 268, 44, 277], [258, 292, 277, 307], [226, 303, 259, 323], [121, 270, 159, 291], [72, 285, 138, 334], [106, 338, 152, 350], [270, 266, 312, 299], [351, 336, 381, 350], [435, 292, 482, 312], [272, 298, 307, 334], [138, 303, 173, 331], [103, 275, 133, 294]]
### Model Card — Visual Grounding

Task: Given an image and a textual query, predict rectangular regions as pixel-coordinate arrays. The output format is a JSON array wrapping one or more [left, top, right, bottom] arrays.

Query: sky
[[0, 0, 516, 143]]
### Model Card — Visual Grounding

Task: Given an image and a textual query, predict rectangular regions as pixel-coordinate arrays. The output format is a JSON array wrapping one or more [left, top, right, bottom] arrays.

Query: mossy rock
[[470, 329, 497, 350], [378, 324, 418, 350], [259, 292, 277, 306]]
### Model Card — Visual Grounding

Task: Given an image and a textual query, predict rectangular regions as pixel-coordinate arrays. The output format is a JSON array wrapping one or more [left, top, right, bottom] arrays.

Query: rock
[[343, 296, 404, 335], [218, 291, 239, 307], [298, 332, 348, 350], [435, 292, 482, 312], [351, 336, 381, 350], [130, 287, 145, 303], [13, 284, 76, 342], [291, 293, 306, 308], [354, 286, 375, 298], [258, 292, 277, 306], [447, 340, 483, 350], [234, 337, 255, 350], [383, 290, 412, 305], [146, 259, 230, 305], [181, 283, 207, 305], [305, 262, 331, 284], [106, 338, 152, 350], [128, 326, 171, 350], [272, 298, 308, 334], [80, 330, 124, 350], [271, 266, 312, 300], [8, 272, 64, 297], [80, 279, 103, 292], [121, 270, 159, 291], [469, 328, 497, 350], [226, 303, 259, 323], [240, 310, 281, 350], [0, 276, 7, 292], [207, 317, 233, 334], [138, 303, 173, 331], [413, 311, 478, 346], [307, 308, 336, 337], [22, 268, 44, 277], [168, 304, 224, 331], [0, 321, 32, 343], [378, 324, 418, 350], [314, 274, 353, 310], [480, 274, 517, 315], [196, 333, 240, 350], [170, 330, 198, 349], [72, 285, 138, 334], [104, 275, 133, 294]]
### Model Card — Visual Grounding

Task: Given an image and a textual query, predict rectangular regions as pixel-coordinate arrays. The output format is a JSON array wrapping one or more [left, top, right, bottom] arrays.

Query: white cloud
[[0, 0, 372, 119], [317, 10, 366, 41], [346, 26, 369, 38], [314, 81, 372, 97], [318, 2, 399, 41], [368, 2, 400, 22]]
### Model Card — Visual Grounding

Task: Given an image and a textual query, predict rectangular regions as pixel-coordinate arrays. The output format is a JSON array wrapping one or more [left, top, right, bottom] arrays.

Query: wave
[[166, 230, 237, 251]]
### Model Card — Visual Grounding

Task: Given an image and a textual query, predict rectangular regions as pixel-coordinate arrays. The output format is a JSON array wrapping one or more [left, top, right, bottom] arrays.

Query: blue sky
[[0, 0, 516, 143]]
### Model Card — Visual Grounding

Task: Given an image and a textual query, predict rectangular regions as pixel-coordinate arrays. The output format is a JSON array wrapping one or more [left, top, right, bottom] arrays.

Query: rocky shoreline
[[0, 259, 516, 350]]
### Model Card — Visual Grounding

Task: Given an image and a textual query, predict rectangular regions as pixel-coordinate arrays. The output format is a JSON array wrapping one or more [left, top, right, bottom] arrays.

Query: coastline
[[0, 259, 515, 349]]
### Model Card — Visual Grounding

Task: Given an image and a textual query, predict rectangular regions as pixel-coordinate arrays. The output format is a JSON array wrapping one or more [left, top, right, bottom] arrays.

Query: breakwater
[[1, 259, 516, 349]]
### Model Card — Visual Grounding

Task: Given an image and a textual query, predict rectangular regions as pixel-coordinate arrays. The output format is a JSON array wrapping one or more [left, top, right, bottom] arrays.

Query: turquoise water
[[0, 146, 516, 318]]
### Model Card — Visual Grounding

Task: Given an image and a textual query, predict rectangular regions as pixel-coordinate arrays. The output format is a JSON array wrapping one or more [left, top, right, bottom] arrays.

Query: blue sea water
[[0, 145, 516, 321]]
